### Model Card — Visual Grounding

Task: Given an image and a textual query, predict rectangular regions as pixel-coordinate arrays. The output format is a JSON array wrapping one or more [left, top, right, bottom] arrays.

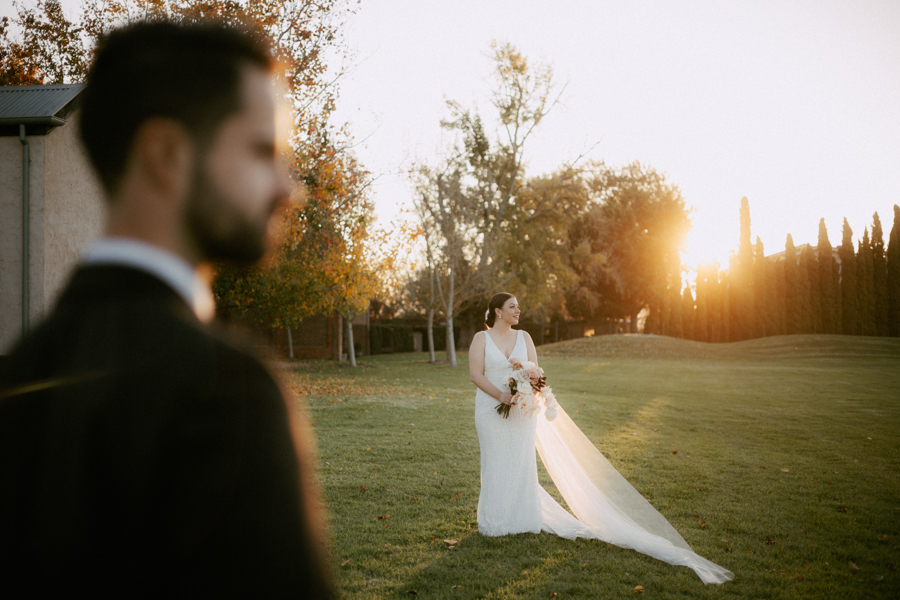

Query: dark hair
[[485, 293, 514, 328], [79, 20, 272, 196]]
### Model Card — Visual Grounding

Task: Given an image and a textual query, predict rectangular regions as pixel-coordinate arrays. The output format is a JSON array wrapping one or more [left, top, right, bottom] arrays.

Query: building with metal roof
[[1, 84, 105, 354], [0, 84, 85, 135]]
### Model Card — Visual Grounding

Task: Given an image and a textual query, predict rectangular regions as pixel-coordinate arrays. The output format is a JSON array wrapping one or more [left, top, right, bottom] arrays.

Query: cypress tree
[[838, 218, 858, 335], [783, 235, 801, 334], [711, 267, 726, 342], [887, 205, 900, 337], [872, 213, 889, 336], [797, 243, 813, 333], [805, 244, 822, 334], [773, 259, 786, 336], [721, 270, 733, 342], [859, 228, 875, 335], [735, 197, 754, 340], [817, 219, 837, 334], [754, 237, 774, 337]]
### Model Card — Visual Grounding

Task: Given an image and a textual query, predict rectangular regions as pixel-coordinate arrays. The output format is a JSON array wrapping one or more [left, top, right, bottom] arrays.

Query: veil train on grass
[[535, 403, 734, 584]]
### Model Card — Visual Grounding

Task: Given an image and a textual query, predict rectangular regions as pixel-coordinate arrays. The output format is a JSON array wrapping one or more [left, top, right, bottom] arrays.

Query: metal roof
[[0, 84, 85, 127]]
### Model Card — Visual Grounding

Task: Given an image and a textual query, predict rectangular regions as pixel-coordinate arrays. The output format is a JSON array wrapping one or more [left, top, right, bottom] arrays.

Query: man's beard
[[184, 166, 278, 264]]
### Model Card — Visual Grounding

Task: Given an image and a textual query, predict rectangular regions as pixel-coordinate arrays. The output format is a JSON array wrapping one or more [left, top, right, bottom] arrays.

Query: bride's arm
[[469, 332, 514, 405], [523, 331, 538, 366]]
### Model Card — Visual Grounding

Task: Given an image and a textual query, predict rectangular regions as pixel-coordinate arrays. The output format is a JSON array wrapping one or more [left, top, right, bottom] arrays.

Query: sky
[[329, 0, 900, 270], [4, 0, 898, 272]]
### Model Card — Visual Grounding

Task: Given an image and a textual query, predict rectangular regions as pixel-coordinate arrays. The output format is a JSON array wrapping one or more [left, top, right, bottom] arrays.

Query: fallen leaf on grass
[[849, 561, 859, 570], [795, 573, 803, 580], [873, 575, 884, 581], [406, 591, 418, 595], [765, 536, 776, 545], [780, 468, 789, 473], [339, 559, 351, 567], [838, 507, 849, 513], [360, 486, 367, 492], [451, 585, 464, 589], [377, 515, 390, 520], [550, 593, 558, 598], [672, 450, 678, 455]]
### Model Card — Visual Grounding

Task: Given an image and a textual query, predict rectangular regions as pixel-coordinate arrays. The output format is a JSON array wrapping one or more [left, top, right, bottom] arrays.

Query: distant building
[[0, 84, 105, 354]]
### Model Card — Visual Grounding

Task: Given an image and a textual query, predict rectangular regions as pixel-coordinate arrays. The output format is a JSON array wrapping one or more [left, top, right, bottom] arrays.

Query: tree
[[413, 42, 561, 367], [817, 219, 837, 334], [753, 237, 776, 337], [587, 162, 690, 329], [730, 197, 755, 340], [858, 228, 875, 335], [802, 245, 820, 333], [681, 285, 695, 341], [497, 169, 586, 341], [888, 205, 900, 337], [871, 213, 889, 336], [5, 0, 376, 349], [783, 235, 802, 334], [838, 218, 858, 335], [0, 0, 88, 85]]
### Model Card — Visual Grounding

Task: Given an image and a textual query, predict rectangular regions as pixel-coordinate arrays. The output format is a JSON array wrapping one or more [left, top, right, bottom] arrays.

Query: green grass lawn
[[283, 334, 900, 599]]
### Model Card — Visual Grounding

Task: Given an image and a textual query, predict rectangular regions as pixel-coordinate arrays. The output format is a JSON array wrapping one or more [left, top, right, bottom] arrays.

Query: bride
[[469, 292, 733, 585]]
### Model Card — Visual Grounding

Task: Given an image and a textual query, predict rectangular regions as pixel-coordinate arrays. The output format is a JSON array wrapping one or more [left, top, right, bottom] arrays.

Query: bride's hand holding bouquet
[[496, 357, 559, 421]]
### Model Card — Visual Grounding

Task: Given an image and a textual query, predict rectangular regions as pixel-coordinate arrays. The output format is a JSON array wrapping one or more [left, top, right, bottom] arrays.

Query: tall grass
[[285, 335, 900, 599]]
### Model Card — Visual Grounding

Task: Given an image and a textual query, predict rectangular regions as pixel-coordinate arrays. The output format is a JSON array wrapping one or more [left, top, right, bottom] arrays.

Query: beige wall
[[43, 113, 105, 310], [0, 111, 105, 353]]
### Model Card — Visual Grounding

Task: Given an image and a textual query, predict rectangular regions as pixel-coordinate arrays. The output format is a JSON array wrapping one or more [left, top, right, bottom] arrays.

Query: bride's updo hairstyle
[[485, 292, 514, 329]]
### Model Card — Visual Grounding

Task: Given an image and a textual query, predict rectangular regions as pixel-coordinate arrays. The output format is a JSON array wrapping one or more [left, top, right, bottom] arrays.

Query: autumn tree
[[3, 0, 393, 354]]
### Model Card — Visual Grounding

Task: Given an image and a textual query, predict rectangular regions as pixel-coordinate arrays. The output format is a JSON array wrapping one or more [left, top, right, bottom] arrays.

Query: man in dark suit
[[0, 21, 335, 597]]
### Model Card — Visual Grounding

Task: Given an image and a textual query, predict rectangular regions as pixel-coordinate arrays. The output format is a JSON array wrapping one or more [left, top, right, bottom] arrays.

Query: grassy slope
[[285, 335, 900, 599]]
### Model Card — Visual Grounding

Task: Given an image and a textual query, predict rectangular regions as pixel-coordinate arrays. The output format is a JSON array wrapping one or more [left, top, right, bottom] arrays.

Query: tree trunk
[[446, 264, 458, 367], [285, 325, 294, 359], [336, 313, 343, 361], [446, 315, 457, 368], [346, 314, 357, 367], [426, 307, 436, 363]]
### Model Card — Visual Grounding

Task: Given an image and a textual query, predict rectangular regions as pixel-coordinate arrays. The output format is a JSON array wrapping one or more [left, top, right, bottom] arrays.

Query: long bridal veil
[[535, 403, 734, 585]]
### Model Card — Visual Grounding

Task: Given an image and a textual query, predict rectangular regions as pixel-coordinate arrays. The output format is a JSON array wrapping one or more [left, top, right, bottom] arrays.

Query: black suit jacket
[[0, 266, 334, 598]]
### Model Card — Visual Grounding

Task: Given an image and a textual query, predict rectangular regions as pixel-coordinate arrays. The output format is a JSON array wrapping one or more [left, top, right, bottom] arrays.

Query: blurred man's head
[[79, 21, 291, 264]]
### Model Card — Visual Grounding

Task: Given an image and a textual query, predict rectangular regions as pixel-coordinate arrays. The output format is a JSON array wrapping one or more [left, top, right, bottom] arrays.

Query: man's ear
[[131, 118, 194, 202]]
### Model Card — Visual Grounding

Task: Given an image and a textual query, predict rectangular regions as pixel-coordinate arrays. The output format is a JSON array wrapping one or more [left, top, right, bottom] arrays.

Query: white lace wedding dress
[[474, 330, 733, 584]]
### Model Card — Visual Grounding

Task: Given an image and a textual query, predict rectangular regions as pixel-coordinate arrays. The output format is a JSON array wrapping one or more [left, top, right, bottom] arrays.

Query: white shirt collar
[[81, 238, 215, 323]]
